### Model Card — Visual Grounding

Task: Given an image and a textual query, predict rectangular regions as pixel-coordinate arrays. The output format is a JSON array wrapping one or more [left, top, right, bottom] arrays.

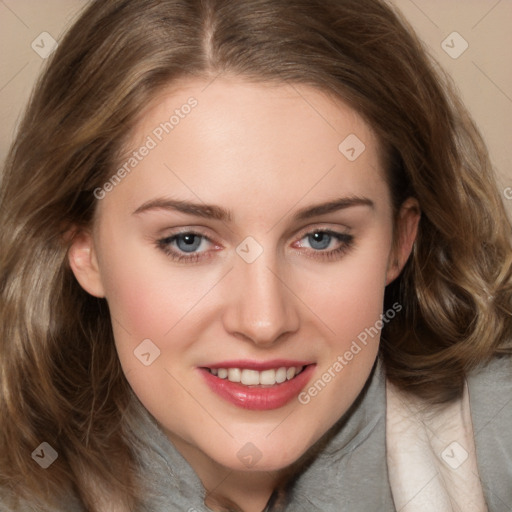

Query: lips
[[199, 360, 315, 410]]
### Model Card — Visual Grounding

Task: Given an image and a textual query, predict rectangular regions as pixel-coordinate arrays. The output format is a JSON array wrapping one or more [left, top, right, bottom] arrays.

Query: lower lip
[[199, 365, 316, 410]]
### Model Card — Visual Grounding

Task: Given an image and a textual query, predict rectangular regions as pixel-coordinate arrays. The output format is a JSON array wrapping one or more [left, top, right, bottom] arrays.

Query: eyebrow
[[294, 196, 374, 220], [132, 198, 232, 221], [132, 196, 374, 221]]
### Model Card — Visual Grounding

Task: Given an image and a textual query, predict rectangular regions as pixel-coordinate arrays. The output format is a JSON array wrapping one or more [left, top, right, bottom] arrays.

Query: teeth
[[228, 368, 241, 383], [210, 366, 304, 386], [241, 369, 260, 385], [259, 369, 276, 385], [275, 367, 287, 383]]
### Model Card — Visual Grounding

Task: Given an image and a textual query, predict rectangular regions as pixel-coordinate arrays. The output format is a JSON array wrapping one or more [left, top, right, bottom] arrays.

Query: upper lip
[[201, 359, 314, 371]]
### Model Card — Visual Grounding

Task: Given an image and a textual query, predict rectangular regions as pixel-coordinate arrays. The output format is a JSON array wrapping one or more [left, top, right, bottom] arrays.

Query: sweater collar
[[129, 357, 392, 511]]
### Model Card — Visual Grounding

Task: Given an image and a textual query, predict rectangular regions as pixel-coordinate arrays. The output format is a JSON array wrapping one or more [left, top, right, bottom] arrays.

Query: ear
[[67, 230, 106, 298], [386, 198, 420, 285]]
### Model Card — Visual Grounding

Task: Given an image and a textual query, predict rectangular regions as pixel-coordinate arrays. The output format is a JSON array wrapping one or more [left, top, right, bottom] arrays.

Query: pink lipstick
[[199, 360, 315, 410]]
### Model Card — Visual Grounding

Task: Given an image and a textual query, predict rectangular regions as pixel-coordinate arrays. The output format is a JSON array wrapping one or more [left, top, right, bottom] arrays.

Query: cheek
[[96, 231, 228, 391], [94, 234, 178, 381], [97, 229, 208, 338], [303, 233, 392, 345], [294, 235, 391, 421], [101, 260, 170, 340], [97, 245, 203, 414]]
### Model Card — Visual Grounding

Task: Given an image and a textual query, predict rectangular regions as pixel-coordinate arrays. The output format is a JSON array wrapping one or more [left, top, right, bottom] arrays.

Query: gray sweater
[[2, 355, 511, 511], [133, 355, 512, 511]]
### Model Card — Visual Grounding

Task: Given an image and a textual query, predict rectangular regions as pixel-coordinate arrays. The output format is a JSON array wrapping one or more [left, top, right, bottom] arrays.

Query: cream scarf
[[91, 375, 490, 512], [386, 378, 488, 511]]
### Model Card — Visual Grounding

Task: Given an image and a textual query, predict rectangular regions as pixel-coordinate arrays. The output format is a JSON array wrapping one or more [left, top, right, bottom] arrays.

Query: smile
[[208, 366, 306, 386], [199, 361, 315, 410]]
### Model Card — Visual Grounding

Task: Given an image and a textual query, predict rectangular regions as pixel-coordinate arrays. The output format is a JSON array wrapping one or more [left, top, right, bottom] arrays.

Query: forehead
[[102, 77, 388, 218]]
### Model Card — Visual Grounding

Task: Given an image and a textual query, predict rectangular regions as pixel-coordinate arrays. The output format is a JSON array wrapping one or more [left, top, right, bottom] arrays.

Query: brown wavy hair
[[1, 0, 511, 509]]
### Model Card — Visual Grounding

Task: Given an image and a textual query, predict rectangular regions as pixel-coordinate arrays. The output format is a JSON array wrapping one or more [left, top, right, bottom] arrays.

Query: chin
[[205, 434, 316, 474]]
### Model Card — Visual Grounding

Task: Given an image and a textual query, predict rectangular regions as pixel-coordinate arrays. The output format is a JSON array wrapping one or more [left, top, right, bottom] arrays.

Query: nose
[[221, 253, 300, 347]]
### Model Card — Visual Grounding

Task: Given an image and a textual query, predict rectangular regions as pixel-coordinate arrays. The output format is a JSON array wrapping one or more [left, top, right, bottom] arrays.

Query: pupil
[[177, 234, 201, 252], [309, 232, 331, 250]]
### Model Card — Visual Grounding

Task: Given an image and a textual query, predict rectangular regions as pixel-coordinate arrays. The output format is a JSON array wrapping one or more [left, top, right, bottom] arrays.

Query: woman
[[0, 0, 511, 510]]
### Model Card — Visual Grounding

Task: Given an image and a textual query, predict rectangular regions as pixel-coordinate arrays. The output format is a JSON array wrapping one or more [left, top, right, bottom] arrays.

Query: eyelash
[[293, 229, 354, 262], [156, 230, 216, 263], [156, 228, 354, 263]]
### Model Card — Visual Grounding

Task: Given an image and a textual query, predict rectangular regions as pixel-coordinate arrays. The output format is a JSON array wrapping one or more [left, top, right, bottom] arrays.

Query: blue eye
[[295, 229, 354, 261], [301, 231, 351, 251], [157, 228, 354, 264], [174, 233, 203, 253], [307, 232, 332, 250], [157, 232, 213, 262]]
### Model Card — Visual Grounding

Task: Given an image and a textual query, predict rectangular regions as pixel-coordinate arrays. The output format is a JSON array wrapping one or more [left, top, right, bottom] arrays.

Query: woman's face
[[70, 77, 417, 473]]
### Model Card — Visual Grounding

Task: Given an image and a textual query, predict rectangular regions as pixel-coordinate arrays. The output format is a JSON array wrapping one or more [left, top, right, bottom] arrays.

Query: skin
[[69, 77, 419, 511]]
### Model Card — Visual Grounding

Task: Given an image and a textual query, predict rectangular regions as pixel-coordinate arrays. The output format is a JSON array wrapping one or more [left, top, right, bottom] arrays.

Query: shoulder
[[467, 353, 512, 428], [466, 353, 512, 509]]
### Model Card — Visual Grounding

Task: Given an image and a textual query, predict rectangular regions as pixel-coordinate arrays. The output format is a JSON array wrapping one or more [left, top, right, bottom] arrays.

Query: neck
[[167, 433, 287, 512], [204, 470, 280, 512]]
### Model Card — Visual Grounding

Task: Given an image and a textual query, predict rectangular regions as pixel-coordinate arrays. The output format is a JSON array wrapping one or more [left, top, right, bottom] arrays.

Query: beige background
[[1, 0, 511, 215]]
